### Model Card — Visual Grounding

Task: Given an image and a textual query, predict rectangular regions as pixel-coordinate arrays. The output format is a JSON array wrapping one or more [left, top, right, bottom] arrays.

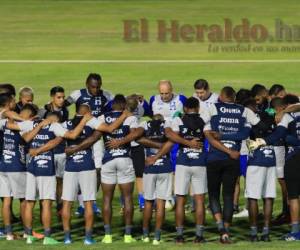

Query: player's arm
[[137, 137, 162, 149], [145, 140, 174, 166], [63, 113, 92, 140], [29, 137, 63, 157], [65, 130, 102, 156], [96, 110, 132, 133], [105, 127, 144, 149], [165, 127, 201, 149], [3, 110, 24, 121]]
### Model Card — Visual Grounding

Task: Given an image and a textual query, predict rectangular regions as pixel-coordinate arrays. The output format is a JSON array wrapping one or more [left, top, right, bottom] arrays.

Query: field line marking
[[0, 59, 300, 63]]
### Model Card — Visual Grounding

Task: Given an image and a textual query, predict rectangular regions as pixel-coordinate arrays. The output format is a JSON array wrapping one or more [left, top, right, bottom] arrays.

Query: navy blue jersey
[[0, 120, 26, 172], [64, 117, 100, 172], [204, 103, 257, 163], [68, 88, 113, 117], [19, 120, 66, 176], [102, 111, 138, 164], [171, 114, 206, 166], [141, 120, 172, 174]]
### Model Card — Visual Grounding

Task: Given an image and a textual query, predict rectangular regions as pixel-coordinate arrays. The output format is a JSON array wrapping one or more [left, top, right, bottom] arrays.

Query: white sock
[[78, 194, 84, 207]]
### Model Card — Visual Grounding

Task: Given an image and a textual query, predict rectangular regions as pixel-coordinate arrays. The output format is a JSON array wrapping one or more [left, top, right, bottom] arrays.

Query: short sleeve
[[66, 90, 81, 104], [139, 121, 147, 130], [18, 120, 34, 135], [50, 122, 68, 137], [201, 104, 216, 124], [124, 116, 138, 129], [204, 123, 212, 131], [278, 114, 293, 128], [171, 117, 181, 132], [0, 119, 6, 131], [87, 116, 103, 129], [243, 107, 260, 126]]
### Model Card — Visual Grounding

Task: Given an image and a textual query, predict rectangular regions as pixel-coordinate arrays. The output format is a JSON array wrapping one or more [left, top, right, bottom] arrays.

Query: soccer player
[[244, 98, 277, 242], [251, 84, 269, 112], [15, 87, 34, 113], [203, 86, 260, 243], [38, 86, 69, 215], [149, 80, 187, 209], [65, 73, 114, 215], [100, 95, 141, 244], [165, 97, 207, 244], [7, 110, 92, 245], [269, 84, 286, 100], [193, 79, 219, 113]]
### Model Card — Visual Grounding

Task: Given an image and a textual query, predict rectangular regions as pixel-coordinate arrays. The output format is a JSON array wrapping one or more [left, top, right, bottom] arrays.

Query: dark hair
[[270, 97, 286, 109], [221, 86, 236, 100], [283, 94, 299, 105], [251, 84, 267, 97], [21, 103, 38, 117], [46, 111, 62, 121], [269, 84, 285, 96], [112, 94, 126, 110], [0, 93, 13, 107], [50, 86, 64, 96], [184, 97, 199, 109], [236, 89, 252, 105], [194, 79, 209, 90], [243, 98, 257, 108], [0, 84, 16, 96], [86, 73, 102, 84]]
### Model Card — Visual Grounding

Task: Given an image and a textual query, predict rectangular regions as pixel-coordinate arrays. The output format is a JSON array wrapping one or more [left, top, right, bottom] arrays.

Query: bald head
[[158, 80, 173, 102]]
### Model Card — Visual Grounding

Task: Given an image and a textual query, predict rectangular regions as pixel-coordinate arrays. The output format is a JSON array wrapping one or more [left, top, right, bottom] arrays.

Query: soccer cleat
[[233, 208, 249, 218], [64, 237, 72, 244], [102, 234, 112, 244], [84, 238, 96, 245], [43, 236, 60, 245], [26, 235, 37, 244], [142, 236, 150, 243], [260, 234, 271, 242], [93, 202, 101, 215], [124, 234, 136, 243], [6, 234, 14, 241], [220, 233, 232, 244], [249, 235, 259, 242], [75, 206, 85, 216], [193, 235, 206, 244], [175, 235, 184, 244], [32, 231, 44, 239], [283, 232, 300, 241], [153, 239, 162, 245]]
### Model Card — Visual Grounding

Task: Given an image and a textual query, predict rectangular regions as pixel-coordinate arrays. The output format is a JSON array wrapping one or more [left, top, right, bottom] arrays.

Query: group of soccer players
[[0, 74, 300, 245]]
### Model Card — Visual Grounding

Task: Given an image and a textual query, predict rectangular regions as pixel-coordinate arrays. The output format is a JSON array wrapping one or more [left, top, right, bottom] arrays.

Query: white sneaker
[[233, 208, 249, 218]]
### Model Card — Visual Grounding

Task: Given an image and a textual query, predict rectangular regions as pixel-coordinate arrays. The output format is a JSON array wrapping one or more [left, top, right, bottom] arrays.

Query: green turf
[[0, 0, 300, 249]]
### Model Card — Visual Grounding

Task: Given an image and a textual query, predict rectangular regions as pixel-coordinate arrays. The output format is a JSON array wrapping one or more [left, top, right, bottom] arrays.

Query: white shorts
[[62, 170, 97, 202], [175, 165, 207, 195], [93, 140, 104, 169], [274, 146, 285, 179], [0, 172, 26, 199], [54, 153, 66, 178], [25, 173, 56, 201], [101, 158, 135, 185], [143, 173, 170, 200], [165, 172, 173, 200], [245, 166, 276, 199]]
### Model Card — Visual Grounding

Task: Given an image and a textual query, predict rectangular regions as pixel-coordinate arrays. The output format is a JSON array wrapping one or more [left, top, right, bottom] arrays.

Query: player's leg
[[2, 197, 13, 239], [142, 173, 155, 242], [24, 200, 35, 243], [191, 166, 207, 243]]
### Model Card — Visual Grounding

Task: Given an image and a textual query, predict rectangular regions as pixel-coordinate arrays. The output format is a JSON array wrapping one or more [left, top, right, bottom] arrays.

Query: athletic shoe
[[142, 236, 150, 243], [93, 202, 101, 215], [249, 235, 259, 242], [75, 206, 84, 216], [153, 239, 162, 245], [84, 238, 96, 245], [233, 208, 249, 218], [260, 234, 271, 242], [283, 232, 300, 241], [175, 235, 184, 244], [32, 231, 44, 239], [64, 236, 72, 244], [26, 235, 37, 244], [0, 228, 5, 238], [193, 235, 206, 243], [6, 234, 14, 241], [124, 234, 136, 243], [102, 234, 112, 244], [220, 233, 232, 244], [43, 236, 60, 245]]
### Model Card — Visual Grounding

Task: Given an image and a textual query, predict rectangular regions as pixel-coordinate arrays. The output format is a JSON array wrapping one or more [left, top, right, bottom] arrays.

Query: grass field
[[0, 0, 300, 249]]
